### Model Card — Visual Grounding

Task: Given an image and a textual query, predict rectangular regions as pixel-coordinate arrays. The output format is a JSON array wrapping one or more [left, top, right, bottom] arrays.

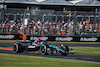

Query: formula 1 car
[[13, 40, 69, 56]]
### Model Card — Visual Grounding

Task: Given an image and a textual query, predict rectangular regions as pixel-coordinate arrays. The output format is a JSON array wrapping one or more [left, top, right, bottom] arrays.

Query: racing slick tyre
[[13, 43, 24, 53], [46, 48, 52, 55], [60, 45, 69, 56], [40, 45, 47, 55]]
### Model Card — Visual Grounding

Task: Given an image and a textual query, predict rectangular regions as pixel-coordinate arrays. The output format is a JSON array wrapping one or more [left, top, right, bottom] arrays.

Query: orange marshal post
[[22, 35, 27, 40]]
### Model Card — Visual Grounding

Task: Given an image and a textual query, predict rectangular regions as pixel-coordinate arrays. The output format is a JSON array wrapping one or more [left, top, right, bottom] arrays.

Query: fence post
[[42, 15, 44, 22], [89, 16, 90, 22], [22, 9, 27, 35], [20, 13, 22, 22], [55, 15, 57, 22], [62, 15, 64, 21], [98, 15, 100, 37], [82, 16, 83, 22], [73, 11, 77, 36], [14, 14, 16, 22], [69, 16, 71, 22]]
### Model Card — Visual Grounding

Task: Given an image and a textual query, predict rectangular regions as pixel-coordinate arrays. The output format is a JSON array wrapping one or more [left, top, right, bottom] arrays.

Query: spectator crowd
[[0, 19, 100, 36]]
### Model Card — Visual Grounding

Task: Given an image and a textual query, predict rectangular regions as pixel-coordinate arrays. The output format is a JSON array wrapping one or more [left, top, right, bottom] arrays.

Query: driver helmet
[[60, 44, 64, 47], [35, 40, 37, 43]]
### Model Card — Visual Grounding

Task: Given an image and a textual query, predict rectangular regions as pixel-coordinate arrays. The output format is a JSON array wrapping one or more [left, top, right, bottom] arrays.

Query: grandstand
[[0, 0, 100, 11], [0, 0, 100, 37]]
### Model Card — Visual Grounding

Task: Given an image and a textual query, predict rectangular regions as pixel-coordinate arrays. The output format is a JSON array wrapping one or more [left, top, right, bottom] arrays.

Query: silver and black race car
[[13, 40, 69, 56]]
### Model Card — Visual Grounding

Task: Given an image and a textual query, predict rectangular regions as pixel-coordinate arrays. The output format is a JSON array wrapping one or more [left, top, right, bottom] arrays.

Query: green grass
[[0, 54, 100, 67], [69, 47, 100, 56], [0, 40, 17, 42]]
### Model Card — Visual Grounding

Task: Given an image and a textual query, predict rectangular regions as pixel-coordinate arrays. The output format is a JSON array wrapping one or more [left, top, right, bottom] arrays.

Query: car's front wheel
[[60, 45, 69, 56], [40, 45, 47, 55]]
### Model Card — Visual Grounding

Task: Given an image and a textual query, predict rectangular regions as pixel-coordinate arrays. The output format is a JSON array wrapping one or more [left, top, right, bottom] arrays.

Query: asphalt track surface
[[0, 42, 100, 62]]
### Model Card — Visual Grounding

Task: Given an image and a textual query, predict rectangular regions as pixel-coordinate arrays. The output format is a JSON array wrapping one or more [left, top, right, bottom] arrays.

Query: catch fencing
[[0, 8, 100, 37]]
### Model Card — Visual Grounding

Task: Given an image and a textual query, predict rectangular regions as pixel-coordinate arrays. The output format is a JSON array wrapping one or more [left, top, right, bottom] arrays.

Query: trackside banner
[[0, 34, 21, 40], [0, 34, 100, 42], [27, 36, 100, 42]]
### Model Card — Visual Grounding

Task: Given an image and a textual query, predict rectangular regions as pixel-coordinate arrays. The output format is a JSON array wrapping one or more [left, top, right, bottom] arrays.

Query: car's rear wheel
[[13, 43, 24, 53]]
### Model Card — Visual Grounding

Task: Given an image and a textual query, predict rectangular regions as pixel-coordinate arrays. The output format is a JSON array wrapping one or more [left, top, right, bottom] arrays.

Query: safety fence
[[0, 8, 100, 37], [0, 34, 100, 42]]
